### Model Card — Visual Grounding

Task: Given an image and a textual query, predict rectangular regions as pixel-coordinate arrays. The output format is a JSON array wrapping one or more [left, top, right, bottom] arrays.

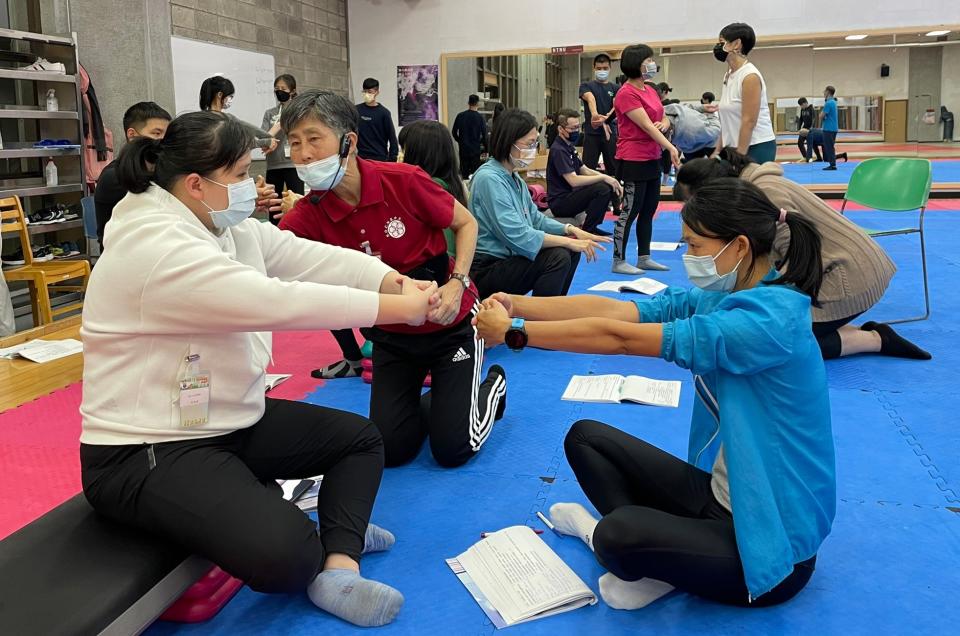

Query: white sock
[[598, 572, 674, 610], [549, 503, 599, 551]]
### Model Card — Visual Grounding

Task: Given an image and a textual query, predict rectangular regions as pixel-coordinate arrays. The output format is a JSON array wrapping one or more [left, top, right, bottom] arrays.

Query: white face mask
[[363, 92, 376, 104], [510, 145, 537, 169], [221, 96, 233, 110], [682, 239, 743, 292], [595, 69, 610, 81], [296, 152, 347, 191], [201, 177, 257, 229]]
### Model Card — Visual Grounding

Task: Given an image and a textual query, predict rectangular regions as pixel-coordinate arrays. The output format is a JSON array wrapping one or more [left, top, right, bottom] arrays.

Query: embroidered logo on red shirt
[[385, 217, 406, 238]]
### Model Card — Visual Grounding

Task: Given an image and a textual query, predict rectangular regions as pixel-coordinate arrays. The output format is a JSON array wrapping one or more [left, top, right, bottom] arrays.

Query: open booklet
[[650, 241, 682, 251], [588, 278, 668, 295], [265, 374, 292, 392], [562, 374, 681, 408], [0, 338, 83, 364], [447, 526, 596, 628]]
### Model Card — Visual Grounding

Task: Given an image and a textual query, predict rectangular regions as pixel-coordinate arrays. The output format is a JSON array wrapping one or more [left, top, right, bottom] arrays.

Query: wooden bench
[[0, 315, 84, 413]]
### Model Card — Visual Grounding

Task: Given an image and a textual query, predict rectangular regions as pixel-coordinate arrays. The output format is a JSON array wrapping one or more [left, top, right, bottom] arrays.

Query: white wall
[[663, 46, 911, 102], [943, 45, 960, 139], [348, 0, 960, 125]]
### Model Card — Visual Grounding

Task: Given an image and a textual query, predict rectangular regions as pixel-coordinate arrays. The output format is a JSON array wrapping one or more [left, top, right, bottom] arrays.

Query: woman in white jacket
[[80, 111, 437, 627]]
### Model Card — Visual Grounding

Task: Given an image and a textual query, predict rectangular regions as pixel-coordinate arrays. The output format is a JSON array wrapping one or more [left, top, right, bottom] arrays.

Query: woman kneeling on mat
[[475, 179, 835, 608], [79, 111, 438, 627], [675, 148, 930, 361]]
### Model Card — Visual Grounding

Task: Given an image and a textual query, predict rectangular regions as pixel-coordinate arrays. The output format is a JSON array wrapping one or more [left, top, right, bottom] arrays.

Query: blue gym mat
[[148, 208, 960, 635], [780, 159, 960, 186]]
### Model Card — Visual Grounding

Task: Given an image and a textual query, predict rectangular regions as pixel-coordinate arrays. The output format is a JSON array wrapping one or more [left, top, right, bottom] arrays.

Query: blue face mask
[[201, 177, 257, 229], [682, 239, 743, 292], [567, 131, 580, 145]]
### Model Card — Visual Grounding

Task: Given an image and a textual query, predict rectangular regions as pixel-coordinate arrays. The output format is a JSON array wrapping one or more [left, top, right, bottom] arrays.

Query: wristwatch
[[450, 273, 471, 288], [505, 317, 528, 352]]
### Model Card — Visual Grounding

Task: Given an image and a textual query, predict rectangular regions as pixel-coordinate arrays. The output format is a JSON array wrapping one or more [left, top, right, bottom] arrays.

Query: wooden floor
[[0, 316, 83, 413]]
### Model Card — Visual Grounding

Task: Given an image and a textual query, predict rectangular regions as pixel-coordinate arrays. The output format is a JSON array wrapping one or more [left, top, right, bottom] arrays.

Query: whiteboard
[[170, 36, 276, 157]]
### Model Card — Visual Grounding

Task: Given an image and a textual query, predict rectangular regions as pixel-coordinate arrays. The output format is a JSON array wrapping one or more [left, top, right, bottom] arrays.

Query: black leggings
[[471, 248, 581, 299], [614, 177, 661, 261], [80, 399, 384, 593], [564, 420, 816, 607], [812, 312, 863, 359]]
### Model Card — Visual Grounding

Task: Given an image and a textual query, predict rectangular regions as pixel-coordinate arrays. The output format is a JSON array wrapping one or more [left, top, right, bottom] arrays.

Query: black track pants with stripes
[[363, 309, 506, 468]]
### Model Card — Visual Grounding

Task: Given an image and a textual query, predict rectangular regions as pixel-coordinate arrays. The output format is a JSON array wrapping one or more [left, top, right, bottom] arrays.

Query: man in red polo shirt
[[279, 90, 507, 468]]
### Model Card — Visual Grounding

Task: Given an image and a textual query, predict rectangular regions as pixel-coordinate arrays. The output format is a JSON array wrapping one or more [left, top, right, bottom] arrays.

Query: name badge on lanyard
[[179, 353, 210, 428]]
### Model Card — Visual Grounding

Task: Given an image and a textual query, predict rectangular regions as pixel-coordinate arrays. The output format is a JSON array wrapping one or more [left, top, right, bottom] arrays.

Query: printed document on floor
[[562, 374, 681, 407], [447, 525, 596, 628], [0, 338, 82, 363], [588, 278, 668, 295]]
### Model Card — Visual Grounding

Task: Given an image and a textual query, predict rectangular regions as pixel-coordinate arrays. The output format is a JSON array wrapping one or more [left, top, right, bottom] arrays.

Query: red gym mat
[[0, 329, 345, 540]]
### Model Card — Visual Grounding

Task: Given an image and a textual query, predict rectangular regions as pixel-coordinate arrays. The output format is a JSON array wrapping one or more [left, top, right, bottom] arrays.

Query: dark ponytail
[[199, 76, 235, 110], [681, 178, 823, 305], [116, 111, 256, 194], [674, 146, 756, 200]]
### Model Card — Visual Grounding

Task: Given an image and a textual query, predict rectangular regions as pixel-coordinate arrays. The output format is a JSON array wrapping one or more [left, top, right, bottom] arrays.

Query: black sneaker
[[823, 166, 837, 171], [2, 249, 25, 266], [60, 241, 80, 256]]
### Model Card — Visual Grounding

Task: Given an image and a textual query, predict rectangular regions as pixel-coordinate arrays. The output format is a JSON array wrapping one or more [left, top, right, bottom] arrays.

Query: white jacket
[[80, 185, 392, 445]]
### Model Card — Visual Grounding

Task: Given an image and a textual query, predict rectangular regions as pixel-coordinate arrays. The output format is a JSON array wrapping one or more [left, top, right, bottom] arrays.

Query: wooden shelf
[[0, 68, 76, 83], [0, 147, 80, 159], [0, 110, 80, 120], [27, 219, 83, 236], [0, 183, 83, 198]]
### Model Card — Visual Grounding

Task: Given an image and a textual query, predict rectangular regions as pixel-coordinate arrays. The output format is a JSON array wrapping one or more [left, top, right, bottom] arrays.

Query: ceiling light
[[926, 30, 950, 36], [845, 34, 868, 40]]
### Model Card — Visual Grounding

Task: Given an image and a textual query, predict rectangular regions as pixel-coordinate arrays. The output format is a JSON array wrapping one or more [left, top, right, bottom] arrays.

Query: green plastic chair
[[840, 157, 933, 323]]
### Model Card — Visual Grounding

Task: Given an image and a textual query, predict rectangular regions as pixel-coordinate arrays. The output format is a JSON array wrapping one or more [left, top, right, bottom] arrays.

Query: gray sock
[[307, 568, 404, 627], [612, 260, 644, 275], [363, 523, 396, 554], [636, 256, 670, 271]]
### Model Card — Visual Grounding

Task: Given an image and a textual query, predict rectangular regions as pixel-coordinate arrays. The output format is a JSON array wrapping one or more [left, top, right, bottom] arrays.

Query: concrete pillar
[[445, 57, 477, 125], [518, 54, 545, 120]]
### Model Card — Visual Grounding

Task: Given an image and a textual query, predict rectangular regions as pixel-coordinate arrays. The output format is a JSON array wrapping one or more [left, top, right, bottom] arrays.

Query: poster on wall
[[397, 65, 439, 126]]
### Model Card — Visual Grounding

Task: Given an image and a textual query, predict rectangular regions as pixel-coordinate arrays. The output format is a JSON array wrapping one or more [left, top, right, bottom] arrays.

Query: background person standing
[[356, 78, 399, 162]]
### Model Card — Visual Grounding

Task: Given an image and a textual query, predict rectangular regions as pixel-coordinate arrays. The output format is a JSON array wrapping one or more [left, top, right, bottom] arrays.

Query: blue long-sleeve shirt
[[452, 109, 487, 154], [356, 103, 399, 162], [634, 272, 836, 598], [469, 159, 566, 260]]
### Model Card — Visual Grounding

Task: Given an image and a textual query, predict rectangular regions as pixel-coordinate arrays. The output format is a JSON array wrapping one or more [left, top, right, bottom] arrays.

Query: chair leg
[[28, 282, 42, 328], [887, 207, 930, 324], [839, 199, 847, 216]]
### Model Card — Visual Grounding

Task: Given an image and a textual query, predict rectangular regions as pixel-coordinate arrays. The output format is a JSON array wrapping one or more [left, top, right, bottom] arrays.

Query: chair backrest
[[0, 196, 32, 265], [844, 157, 933, 211], [81, 196, 97, 239]]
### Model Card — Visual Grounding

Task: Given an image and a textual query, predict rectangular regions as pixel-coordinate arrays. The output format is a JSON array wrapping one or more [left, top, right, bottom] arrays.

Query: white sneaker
[[23, 57, 66, 73], [612, 260, 644, 275]]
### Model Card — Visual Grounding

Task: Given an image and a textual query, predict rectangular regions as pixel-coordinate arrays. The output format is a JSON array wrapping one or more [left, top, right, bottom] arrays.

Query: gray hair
[[280, 89, 359, 137]]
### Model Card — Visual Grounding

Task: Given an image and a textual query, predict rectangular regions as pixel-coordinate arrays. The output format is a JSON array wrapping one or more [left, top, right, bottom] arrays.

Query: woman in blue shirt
[[475, 179, 836, 608], [469, 109, 610, 299]]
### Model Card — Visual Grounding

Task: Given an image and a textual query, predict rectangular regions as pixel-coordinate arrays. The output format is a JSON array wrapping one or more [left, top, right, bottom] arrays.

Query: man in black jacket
[[796, 97, 815, 160], [451, 94, 487, 178], [356, 78, 399, 162]]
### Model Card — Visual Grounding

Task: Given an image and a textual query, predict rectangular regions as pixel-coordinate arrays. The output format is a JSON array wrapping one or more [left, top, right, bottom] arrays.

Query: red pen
[[480, 529, 544, 538]]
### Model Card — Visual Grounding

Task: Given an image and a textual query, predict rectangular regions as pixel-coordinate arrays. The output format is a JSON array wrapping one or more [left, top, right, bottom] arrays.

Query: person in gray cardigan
[[674, 148, 930, 361]]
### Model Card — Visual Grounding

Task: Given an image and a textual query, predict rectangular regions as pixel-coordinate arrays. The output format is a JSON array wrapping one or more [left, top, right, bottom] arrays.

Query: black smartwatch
[[505, 318, 528, 351]]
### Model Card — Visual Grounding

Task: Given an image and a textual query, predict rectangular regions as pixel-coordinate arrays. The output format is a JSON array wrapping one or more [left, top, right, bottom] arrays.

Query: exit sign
[[551, 45, 584, 55]]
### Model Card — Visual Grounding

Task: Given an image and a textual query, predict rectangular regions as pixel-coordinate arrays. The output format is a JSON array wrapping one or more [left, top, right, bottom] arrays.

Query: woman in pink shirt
[[612, 44, 680, 275]]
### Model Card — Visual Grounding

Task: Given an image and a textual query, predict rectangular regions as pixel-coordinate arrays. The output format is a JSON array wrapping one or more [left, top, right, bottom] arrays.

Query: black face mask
[[275, 90, 291, 103], [713, 43, 729, 62]]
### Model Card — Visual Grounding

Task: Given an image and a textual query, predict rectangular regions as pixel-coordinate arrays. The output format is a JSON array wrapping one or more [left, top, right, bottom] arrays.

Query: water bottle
[[46, 89, 59, 112], [45, 159, 58, 186]]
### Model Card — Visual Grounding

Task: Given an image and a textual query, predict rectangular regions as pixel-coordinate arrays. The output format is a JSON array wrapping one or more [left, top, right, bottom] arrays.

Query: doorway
[[884, 99, 908, 143]]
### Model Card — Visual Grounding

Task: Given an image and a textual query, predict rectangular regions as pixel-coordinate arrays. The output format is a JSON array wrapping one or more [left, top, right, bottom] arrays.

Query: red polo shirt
[[280, 158, 475, 334]]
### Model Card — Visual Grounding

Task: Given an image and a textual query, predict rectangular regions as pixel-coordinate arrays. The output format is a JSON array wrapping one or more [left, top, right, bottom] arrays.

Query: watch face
[[505, 329, 526, 350]]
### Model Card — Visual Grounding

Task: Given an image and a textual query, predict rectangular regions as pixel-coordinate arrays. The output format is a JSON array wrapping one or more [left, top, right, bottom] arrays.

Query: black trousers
[[459, 147, 483, 178], [812, 312, 863, 359], [471, 248, 581, 299], [265, 168, 305, 226], [565, 420, 816, 607], [582, 133, 620, 210], [331, 328, 364, 362], [801, 138, 824, 162], [80, 399, 384, 593], [364, 311, 506, 468], [822, 131, 839, 167], [549, 182, 613, 234], [614, 176, 661, 261]]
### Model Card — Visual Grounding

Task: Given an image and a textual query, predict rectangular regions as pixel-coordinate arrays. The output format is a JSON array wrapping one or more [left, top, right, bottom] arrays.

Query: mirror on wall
[[775, 95, 884, 141], [444, 53, 582, 142]]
